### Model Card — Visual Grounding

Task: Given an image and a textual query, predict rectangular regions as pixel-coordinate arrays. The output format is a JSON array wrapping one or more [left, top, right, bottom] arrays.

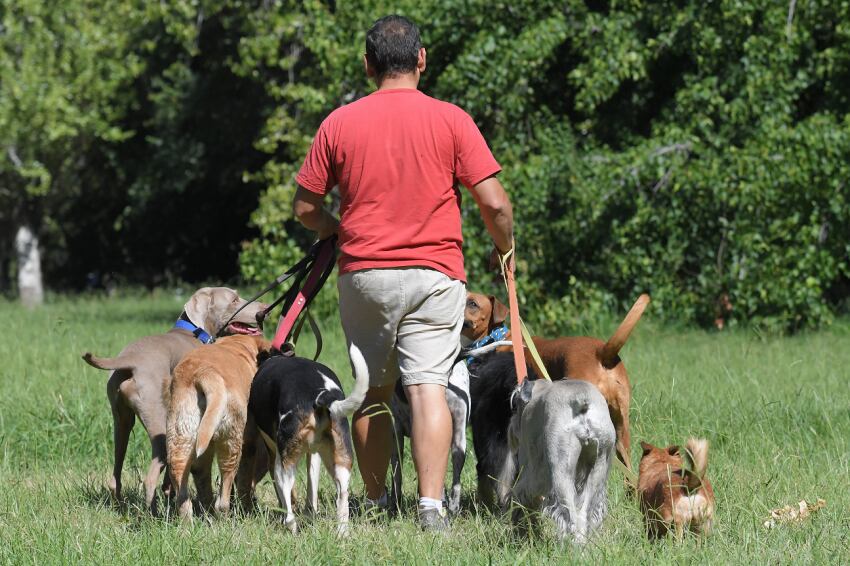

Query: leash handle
[[498, 244, 551, 383], [271, 237, 336, 351], [499, 246, 528, 384]]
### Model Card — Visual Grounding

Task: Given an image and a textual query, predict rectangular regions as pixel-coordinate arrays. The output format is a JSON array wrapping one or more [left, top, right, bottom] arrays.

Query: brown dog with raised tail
[[166, 334, 273, 520]]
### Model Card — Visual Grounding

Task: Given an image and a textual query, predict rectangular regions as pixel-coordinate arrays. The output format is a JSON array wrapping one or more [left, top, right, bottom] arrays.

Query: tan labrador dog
[[167, 335, 273, 520], [82, 287, 266, 512]]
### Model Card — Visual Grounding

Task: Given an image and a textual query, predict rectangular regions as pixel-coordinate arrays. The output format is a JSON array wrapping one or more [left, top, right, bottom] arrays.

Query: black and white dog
[[389, 359, 471, 514], [247, 345, 368, 535]]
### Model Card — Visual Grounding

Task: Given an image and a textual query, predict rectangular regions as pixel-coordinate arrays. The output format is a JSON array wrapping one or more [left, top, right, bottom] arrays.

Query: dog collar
[[465, 324, 509, 365], [174, 314, 214, 344]]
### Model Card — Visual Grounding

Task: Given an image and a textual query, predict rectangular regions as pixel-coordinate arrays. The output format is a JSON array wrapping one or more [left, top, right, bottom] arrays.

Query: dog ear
[[490, 296, 509, 326], [510, 380, 534, 413], [184, 288, 213, 330], [667, 445, 680, 456], [256, 349, 272, 366], [640, 441, 653, 456], [519, 378, 535, 405]]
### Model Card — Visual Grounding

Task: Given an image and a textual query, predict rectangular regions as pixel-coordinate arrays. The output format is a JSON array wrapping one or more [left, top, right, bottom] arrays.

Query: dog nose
[[256, 305, 270, 324]]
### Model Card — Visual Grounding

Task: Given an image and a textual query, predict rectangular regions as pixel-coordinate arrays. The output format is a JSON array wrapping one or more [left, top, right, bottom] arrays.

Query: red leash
[[271, 238, 336, 351]]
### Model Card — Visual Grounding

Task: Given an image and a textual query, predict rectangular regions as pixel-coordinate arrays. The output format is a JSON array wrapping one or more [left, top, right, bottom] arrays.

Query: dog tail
[[599, 294, 650, 369], [194, 373, 228, 458], [329, 344, 369, 420], [683, 438, 709, 490], [82, 352, 135, 371]]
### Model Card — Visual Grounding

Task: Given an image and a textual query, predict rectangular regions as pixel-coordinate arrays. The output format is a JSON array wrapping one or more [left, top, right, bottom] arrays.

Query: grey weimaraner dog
[[504, 377, 615, 543], [82, 287, 267, 512]]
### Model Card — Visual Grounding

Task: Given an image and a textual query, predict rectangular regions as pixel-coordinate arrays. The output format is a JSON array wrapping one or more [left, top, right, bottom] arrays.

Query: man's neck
[[375, 73, 419, 91]]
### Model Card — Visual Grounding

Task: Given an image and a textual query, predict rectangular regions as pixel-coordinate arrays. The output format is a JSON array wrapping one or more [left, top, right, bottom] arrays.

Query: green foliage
[[2, 1, 849, 328], [237, 0, 850, 331]]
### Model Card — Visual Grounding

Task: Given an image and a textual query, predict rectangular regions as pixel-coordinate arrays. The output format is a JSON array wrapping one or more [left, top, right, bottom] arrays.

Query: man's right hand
[[488, 244, 515, 274]]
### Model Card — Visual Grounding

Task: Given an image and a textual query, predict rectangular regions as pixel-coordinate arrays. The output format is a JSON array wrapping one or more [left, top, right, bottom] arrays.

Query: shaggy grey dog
[[503, 377, 615, 543]]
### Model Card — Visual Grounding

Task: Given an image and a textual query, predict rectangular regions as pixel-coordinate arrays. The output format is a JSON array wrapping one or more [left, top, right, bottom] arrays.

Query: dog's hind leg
[[324, 424, 353, 537], [143, 432, 167, 514], [548, 451, 583, 542], [190, 449, 215, 513], [579, 451, 611, 536], [612, 408, 635, 493], [167, 440, 195, 521], [448, 421, 466, 514], [306, 451, 322, 517], [236, 416, 260, 514], [320, 448, 351, 537], [214, 431, 245, 517], [107, 374, 135, 501], [272, 451, 299, 533]]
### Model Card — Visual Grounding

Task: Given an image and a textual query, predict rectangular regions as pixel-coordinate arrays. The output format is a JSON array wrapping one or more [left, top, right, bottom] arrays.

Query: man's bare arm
[[292, 185, 339, 240], [468, 176, 514, 253]]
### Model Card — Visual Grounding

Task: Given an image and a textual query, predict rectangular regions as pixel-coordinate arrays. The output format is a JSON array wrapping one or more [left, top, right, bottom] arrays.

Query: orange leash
[[500, 248, 528, 384], [499, 245, 550, 384]]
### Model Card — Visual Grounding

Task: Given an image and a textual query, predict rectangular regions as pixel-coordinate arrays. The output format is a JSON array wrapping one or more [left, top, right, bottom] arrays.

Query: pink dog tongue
[[229, 322, 261, 336]]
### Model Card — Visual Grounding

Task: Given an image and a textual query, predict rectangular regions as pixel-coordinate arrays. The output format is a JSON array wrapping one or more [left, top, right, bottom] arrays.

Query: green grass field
[[0, 293, 847, 564]]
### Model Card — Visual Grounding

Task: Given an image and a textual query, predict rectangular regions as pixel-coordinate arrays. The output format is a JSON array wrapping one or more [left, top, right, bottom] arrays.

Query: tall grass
[[0, 294, 847, 564]]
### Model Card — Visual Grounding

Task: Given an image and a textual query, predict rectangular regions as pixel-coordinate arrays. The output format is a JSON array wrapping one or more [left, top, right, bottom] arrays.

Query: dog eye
[[467, 300, 478, 309]]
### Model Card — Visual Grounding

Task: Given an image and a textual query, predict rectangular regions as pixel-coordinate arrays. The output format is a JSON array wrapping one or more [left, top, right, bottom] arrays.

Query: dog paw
[[336, 522, 350, 538], [285, 516, 298, 534]]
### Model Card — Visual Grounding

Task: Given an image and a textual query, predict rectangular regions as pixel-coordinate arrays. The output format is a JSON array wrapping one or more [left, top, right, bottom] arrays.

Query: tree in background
[[0, 0, 141, 305]]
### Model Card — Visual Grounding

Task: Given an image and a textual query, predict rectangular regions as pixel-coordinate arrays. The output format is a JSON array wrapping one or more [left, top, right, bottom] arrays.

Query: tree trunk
[[15, 224, 44, 307]]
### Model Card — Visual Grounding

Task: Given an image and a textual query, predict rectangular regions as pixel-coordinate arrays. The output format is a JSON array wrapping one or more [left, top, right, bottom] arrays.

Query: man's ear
[[490, 296, 509, 326], [418, 47, 427, 73], [363, 54, 376, 78], [184, 288, 212, 330]]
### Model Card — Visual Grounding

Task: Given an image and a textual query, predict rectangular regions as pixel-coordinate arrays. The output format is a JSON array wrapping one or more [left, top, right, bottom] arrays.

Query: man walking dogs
[[292, 15, 513, 531]]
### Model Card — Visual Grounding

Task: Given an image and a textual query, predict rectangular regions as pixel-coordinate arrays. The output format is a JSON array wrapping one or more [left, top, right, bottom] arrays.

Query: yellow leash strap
[[498, 245, 551, 382]]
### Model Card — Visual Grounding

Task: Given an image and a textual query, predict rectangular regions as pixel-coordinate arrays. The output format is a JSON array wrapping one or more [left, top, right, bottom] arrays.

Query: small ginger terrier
[[638, 438, 715, 539]]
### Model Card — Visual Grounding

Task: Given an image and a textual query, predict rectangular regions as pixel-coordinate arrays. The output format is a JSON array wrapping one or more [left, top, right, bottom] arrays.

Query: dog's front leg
[[272, 453, 299, 533]]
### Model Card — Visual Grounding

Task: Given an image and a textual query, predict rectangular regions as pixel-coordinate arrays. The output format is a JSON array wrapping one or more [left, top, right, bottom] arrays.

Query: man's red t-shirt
[[295, 88, 500, 282]]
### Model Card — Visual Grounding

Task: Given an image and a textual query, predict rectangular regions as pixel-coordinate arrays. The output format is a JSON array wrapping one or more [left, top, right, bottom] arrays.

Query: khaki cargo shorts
[[338, 268, 465, 388]]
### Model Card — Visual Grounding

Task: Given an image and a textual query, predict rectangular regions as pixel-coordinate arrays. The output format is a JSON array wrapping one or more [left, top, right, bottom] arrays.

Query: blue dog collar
[[465, 324, 509, 365], [174, 317, 214, 344]]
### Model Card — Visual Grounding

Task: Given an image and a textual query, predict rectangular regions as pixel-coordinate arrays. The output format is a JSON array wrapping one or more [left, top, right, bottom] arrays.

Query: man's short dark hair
[[365, 15, 421, 79]]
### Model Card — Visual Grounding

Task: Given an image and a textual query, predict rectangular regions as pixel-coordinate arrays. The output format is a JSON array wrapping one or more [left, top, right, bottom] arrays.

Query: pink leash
[[271, 237, 336, 351]]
